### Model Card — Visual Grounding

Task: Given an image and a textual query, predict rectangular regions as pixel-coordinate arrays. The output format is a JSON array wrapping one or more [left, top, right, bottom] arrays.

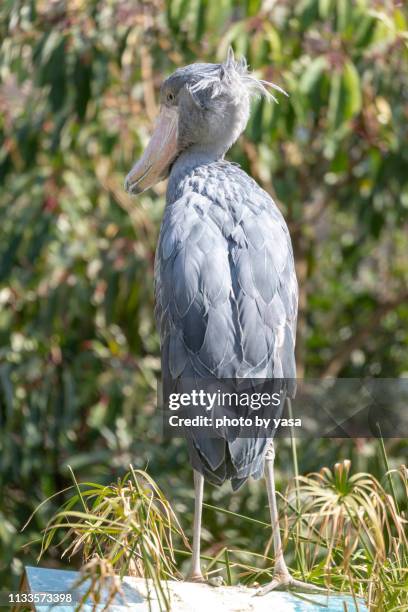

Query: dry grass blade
[[35, 466, 188, 611], [282, 460, 408, 610], [74, 557, 124, 612]]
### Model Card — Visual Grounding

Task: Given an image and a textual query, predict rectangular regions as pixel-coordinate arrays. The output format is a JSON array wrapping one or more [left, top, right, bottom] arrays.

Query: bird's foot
[[185, 571, 206, 583], [185, 573, 225, 587], [255, 568, 327, 596]]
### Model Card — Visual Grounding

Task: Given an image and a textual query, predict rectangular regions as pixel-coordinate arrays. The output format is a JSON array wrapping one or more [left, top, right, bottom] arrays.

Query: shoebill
[[125, 49, 318, 594]]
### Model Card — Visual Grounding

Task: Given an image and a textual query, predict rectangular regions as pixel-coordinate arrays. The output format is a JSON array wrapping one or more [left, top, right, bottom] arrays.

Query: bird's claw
[[255, 571, 327, 596]]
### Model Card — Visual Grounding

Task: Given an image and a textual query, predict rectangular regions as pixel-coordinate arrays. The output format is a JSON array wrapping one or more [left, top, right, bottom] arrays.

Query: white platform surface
[[24, 566, 367, 611]]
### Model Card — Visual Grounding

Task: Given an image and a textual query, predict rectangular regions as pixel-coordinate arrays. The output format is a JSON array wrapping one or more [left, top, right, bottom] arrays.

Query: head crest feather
[[188, 46, 287, 104]]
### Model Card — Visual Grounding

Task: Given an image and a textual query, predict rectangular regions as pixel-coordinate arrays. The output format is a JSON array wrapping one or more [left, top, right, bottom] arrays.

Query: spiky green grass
[[25, 458, 407, 611], [281, 460, 408, 610], [24, 465, 188, 611]]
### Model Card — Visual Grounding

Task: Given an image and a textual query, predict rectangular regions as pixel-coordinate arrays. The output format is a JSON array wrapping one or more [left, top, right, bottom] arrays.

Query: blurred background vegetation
[[0, 0, 407, 593]]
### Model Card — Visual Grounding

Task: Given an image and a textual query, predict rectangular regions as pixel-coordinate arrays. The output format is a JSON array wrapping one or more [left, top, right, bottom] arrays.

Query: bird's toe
[[255, 573, 326, 596], [255, 577, 282, 596], [290, 578, 327, 594]]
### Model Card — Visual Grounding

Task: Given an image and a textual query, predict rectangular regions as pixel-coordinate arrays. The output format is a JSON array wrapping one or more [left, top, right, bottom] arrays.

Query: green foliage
[[285, 460, 408, 609], [0, 0, 407, 599], [25, 461, 408, 609], [25, 466, 187, 610]]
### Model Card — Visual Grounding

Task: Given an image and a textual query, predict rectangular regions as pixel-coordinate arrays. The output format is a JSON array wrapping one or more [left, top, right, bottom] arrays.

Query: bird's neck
[[167, 146, 225, 203]]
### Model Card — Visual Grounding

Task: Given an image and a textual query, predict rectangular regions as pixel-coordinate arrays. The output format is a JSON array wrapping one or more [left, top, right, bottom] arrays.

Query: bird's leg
[[256, 442, 326, 596], [186, 469, 205, 583], [264, 442, 290, 582]]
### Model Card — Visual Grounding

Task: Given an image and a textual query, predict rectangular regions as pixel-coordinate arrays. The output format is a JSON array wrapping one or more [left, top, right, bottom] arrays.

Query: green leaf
[[296, 0, 319, 29], [393, 7, 408, 33], [336, 0, 351, 32], [262, 22, 282, 61], [300, 56, 328, 95], [319, 0, 333, 19], [327, 61, 361, 131], [195, 0, 207, 42], [246, 0, 261, 17], [74, 55, 92, 121], [38, 35, 67, 112], [354, 15, 376, 47], [327, 70, 342, 130], [248, 98, 264, 141], [342, 60, 362, 118], [218, 21, 246, 59]]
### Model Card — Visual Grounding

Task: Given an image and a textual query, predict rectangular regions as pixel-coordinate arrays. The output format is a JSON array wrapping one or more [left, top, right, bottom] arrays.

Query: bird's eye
[[166, 92, 175, 104]]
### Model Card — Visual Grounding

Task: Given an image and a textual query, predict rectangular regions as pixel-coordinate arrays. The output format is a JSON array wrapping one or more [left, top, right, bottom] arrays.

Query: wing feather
[[155, 163, 298, 488]]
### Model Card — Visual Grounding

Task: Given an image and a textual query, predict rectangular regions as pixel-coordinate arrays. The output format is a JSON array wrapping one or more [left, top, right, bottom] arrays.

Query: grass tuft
[[25, 459, 407, 611], [280, 459, 408, 610], [26, 465, 188, 611]]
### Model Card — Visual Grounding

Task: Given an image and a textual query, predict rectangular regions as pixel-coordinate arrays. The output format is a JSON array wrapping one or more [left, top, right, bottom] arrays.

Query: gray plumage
[[127, 50, 298, 490], [156, 160, 297, 490]]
